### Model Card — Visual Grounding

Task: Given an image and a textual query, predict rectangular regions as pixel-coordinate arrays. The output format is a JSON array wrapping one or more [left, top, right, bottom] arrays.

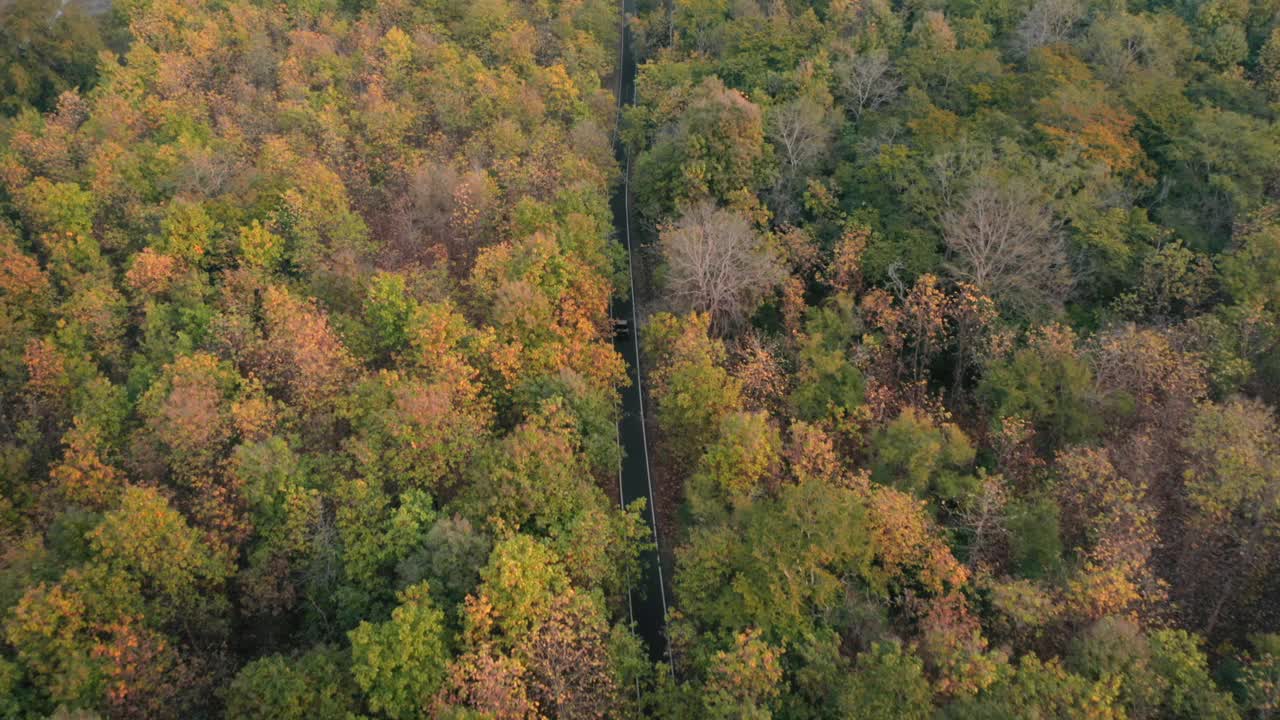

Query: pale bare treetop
[[1013, 0, 1086, 58], [835, 49, 901, 120], [942, 174, 1072, 317], [660, 201, 786, 334]]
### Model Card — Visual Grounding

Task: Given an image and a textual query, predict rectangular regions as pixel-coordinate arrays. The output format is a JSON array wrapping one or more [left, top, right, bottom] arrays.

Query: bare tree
[[767, 93, 834, 221], [769, 94, 834, 173], [956, 472, 1009, 570], [942, 175, 1072, 316], [1013, 0, 1085, 57], [835, 49, 900, 119], [378, 161, 499, 271], [381, 160, 458, 268], [661, 202, 786, 334]]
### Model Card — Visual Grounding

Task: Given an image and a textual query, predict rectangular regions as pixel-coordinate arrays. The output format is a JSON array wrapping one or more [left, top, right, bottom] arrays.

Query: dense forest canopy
[[627, 0, 1280, 716], [2, 0, 1280, 717]]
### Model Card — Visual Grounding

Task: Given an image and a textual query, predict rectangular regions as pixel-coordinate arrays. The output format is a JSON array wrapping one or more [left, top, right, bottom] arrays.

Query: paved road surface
[[611, 0, 670, 666]]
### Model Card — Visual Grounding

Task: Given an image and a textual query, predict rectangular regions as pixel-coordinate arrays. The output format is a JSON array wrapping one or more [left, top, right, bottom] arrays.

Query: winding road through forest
[[611, 0, 671, 667]]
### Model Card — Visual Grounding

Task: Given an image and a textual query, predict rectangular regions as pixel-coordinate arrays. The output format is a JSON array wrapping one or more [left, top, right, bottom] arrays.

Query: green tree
[[1179, 398, 1280, 635], [634, 76, 771, 223], [674, 475, 872, 641], [396, 515, 491, 611], [1220, 222, 1280, 311], [1006, 496, 1064, 580], [332, 480, 437, 619], [224, 647, 357, 720], [979, 325, 1100, 448], [468, 535, 571, 646], [645, 312, 744, 468], [511, 369, 621, 480], [1259, 26, 1280, 100], [789, 294, 866, 424], [231, 437, 323, 616], [0, 0, 103, 115], [687, 410, 781, 521], [944, 654, 1124, 719], [361, 272, 418, 361], [457, 400, 643, 596], [702, 629, 785, 720], [349, 582, 450, 720], [871, 407, 976, 503], [87, 486, 233, 625], [237, 221, 286, 272], [1146, 629, 1242, 719], [838, 641, 934, 720], [344, 369, 492, 494], [1067, 617, 1241, 720], [1159, 107, 1280, 248], [1240, 633, 1280, 718]]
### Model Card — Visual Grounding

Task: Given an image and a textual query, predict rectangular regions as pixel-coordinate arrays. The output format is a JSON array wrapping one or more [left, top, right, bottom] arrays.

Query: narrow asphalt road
[[611, 0, 670, 666]]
